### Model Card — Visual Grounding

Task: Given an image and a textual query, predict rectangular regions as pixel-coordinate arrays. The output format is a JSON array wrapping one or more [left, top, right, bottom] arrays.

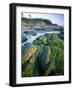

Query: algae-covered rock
[[22, 33, 64, 77], [22, 45, 38, 64]]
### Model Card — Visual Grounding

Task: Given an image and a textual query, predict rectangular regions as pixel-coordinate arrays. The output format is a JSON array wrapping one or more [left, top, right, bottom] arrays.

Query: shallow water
[[22, 30, 60, 47]]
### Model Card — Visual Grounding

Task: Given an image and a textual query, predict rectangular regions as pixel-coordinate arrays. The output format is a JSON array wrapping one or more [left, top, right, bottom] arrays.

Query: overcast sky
[[21, 12, 64, 26]]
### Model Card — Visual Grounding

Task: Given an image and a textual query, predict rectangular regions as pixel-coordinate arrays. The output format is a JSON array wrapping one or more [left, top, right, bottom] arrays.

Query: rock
[[24, 31, 37, 36], [22, 45, 38, 64], [22, 37, 28, 42]]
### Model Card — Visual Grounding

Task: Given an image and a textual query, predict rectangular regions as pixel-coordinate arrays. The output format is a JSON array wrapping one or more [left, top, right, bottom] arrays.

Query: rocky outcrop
[[22, 45, 38, 64], [22, 33, 64, 77]]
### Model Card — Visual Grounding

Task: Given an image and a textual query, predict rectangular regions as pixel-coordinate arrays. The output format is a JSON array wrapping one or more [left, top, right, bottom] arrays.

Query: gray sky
[[21, 12, 64, 26]]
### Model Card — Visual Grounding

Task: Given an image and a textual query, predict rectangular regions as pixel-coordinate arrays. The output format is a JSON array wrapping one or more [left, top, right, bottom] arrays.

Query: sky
[[21, 12, 64, 26]]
